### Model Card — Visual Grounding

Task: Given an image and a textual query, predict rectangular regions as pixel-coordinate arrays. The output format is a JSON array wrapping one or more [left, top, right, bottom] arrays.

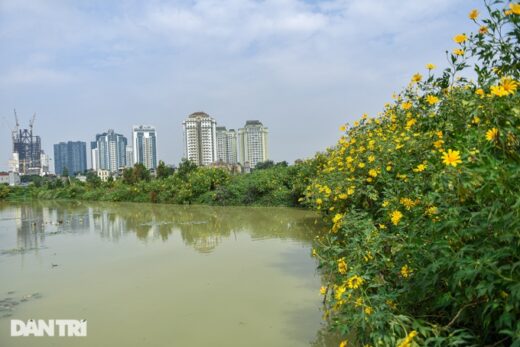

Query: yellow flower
[[334, 285, 346, 300], [426, 206, 438, 216], [475, 88, 485, 97], [312, 248, 317, 257], [479, 26, 488, 34], [320, 286, 327, 295], [510, 3, 520, 15], [401, 101, 412, 110], [316, 198, 323, 205], [386, 165, 392, 171], [346, 275, 364, 289], [368, 155, 375, 162], [338, 193, 348, 200], [469, 9, 479, 20], [339, 124, 347, 132], [358, 162, 366, 168], [426, 63, 436, 70], [401, 264, 412, 278], [490, 85, 508, 97], [500, 77, 518, 95], [486, 128, 499, 142], [411, 73, 422, 83], [368, 169, 378, 177], [453, 33, 467, 44], [406, 119, 416, 129], [400, 197, 417, 210], [442, 149, 462, 167], [413, 163, 427, 172], [339, 340, 348, 347], [386, 299, 397, 309], [338, 257, 348, 274], [391, 210, 403, 225], [397, 331, 418, 347], [382, 200, 390, 207], [332, 213, 344, 224], [433, 139, 444, 149], [425, 95, 439, 105], [364, 306, 373, 315], [453, 48, 465, 56]]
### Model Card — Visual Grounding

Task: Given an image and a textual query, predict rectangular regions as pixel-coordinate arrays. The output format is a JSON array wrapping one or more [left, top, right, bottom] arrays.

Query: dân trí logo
[[11, 319, 87, 337]]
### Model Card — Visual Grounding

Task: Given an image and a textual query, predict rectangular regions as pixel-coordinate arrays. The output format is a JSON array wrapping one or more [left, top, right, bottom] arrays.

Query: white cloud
[[0, 0, 483, 170]]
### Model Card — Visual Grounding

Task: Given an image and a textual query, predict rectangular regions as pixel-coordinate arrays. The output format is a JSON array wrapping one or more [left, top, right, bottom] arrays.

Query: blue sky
[[0, 0, 485, 171]]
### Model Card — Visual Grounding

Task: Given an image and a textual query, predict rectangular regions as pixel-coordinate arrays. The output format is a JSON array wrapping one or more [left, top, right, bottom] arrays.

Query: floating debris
[[1, 247, 46, 256], [0, 292, 42, 318], [177, 221, 208, 225]]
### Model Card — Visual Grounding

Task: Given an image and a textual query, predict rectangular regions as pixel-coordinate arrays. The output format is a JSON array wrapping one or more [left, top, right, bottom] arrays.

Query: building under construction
[[10, 110, 47, 176]]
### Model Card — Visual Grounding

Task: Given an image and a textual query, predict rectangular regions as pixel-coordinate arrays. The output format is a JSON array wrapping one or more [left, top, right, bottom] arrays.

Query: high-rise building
[[90, 141, 99, 171], [91, 130, 128, 173], [53, 141, 87, 176], [126, 146, 134, 168], [132, 125, 157, 170], [216, 127, 238, 164], [238, 120, 269, 168], [182, 112, 217, 166]]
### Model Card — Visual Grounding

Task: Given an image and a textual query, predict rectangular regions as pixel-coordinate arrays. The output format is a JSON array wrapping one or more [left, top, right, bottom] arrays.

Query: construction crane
[[29, 113, 36, 133], [13, 109, 19, 133]]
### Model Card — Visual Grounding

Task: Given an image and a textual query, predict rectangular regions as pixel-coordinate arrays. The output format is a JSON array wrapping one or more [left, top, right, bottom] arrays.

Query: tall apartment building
[[216, 127, 238, 164], [238, 120, 269, 168], [53, 141, 87, 176], [91, 130, 128, 173], [182, 112, 217, 166], [126, 146, 134, 168], [132, 125, 157, 170], [90, 141, 99, 171]]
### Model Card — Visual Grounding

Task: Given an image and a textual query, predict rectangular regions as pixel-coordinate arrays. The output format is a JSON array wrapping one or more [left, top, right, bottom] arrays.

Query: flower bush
[[306, 2, 520, 346]]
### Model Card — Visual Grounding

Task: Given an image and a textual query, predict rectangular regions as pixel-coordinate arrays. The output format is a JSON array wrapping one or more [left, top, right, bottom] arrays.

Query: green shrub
[[306, 3, 520, 346]]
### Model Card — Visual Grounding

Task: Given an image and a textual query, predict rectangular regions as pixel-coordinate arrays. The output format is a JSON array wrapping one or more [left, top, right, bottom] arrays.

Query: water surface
[[0, 201, 334, 347]]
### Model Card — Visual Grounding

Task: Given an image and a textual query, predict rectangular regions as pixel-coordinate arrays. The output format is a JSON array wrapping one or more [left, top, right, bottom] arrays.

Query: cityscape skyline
[[4, 112, 272, 175], [0, 1, 483, 171]]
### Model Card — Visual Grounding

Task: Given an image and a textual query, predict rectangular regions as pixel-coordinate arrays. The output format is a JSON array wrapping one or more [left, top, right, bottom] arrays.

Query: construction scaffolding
[[11, 110, 43, 176]]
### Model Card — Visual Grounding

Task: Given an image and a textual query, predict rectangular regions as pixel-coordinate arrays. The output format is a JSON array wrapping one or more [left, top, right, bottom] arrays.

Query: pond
[[0, 201, 337, 347]]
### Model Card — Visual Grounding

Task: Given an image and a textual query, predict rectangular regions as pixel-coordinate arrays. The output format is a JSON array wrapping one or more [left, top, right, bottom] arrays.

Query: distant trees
[[177, 159, 198, 179], [255, 160, 288, 170], [122, 163, 151, 185], [86, 171, 101, 187], [156, 160, 174, 179]]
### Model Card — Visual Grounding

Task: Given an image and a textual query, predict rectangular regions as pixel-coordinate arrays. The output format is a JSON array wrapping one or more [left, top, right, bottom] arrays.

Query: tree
[[122, 164, 150, 185], [122, 167, 134, 184], [177, 159, 198, 180], [86, 171, 101, 187], [156, 160, 174, 179], [132, 163, 150, 183], [255, 160, 275, 170]]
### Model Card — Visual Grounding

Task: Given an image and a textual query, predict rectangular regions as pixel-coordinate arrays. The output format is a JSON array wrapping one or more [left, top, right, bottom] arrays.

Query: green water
[[0, 201, 336, 347]]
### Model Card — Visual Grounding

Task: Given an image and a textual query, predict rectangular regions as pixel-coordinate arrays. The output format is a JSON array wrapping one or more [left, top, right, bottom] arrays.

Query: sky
[[0, 0, 485, 171]]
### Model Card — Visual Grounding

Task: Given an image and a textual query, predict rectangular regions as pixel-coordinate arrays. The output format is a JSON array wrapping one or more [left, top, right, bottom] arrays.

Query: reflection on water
[[1, 201, 317, 254], [0, 201, 337, 347]]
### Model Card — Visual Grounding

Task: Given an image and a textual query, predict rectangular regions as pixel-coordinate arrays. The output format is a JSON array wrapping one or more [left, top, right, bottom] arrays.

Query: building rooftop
[[245, 120, 263, 126], [188, 112, 211, 118]]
